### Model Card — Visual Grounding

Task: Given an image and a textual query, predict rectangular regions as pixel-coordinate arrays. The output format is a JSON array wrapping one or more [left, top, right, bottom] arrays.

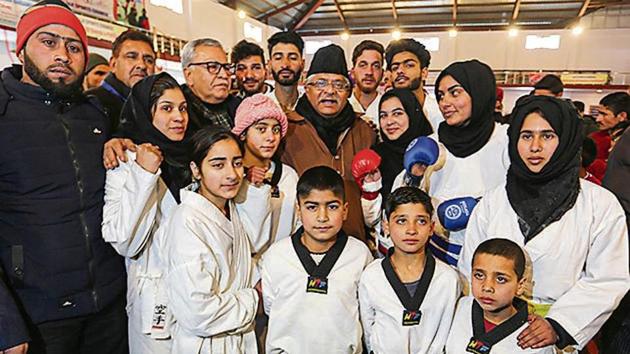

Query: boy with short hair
[[447, 239, 555, 353], [359, 187, 460, 354], [260, 166, 373, 354]]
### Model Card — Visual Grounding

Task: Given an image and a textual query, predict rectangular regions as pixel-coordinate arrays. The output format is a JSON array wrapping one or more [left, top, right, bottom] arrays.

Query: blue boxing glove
[[437, 197, 480, 232], [403, 136, 439, 175]]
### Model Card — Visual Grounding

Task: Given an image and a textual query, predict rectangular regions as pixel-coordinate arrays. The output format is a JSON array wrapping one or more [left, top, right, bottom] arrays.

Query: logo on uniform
[[402, 309, 422, 326], [466, 338, 491, 354], [306, 276, 328, 294]]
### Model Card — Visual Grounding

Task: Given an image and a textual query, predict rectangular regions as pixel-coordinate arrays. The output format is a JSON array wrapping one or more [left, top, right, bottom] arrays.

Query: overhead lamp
[[572, 25, 584, 35], [508, 27, 519, 37], [449, 28, 458, 37], [392, 29, 402, 40], [341, 31, 350, 40], [238, 10, 246, 19]]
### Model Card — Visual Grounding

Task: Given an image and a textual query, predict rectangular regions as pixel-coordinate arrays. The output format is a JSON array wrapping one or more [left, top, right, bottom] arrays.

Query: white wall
[[303, 28, 630, 76]]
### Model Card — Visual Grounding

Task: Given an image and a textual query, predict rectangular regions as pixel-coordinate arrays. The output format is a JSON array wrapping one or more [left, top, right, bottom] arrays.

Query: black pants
[[28, 296, 128, 354], [600, 291, 630, 354]]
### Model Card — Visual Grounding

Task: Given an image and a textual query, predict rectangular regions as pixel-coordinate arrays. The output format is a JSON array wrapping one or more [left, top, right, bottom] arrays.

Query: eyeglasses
[[188, 61, 235, 75], [306, 78, 351, 91]]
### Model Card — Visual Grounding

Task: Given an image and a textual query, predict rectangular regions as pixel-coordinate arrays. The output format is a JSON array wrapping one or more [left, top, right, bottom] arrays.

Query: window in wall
[[305, 40, 332, 55], [244, 22, 263, 43], [150, 0, 183, 14], [525, 35, 561, 50], [414, 37, 440, 52]]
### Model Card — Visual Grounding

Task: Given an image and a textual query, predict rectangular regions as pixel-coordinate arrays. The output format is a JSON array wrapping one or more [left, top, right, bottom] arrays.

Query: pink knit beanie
[[233, 94, 288, 138]]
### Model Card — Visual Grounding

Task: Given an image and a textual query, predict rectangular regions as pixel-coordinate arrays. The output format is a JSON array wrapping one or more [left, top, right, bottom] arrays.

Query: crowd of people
[[1, 1, 629, 354]]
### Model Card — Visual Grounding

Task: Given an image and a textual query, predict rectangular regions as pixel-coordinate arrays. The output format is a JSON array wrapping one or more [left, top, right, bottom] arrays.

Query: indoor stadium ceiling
[[220, 0, 630, 36]]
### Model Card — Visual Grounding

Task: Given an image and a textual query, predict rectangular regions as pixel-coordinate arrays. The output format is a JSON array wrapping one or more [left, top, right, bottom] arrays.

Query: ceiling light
[[238, 10, 246, 19], [572, 25, 583, 35], [341, 31, 350, 40], [508, 27, 519, 37], [449, 28, 458, 37], [392, 29, 401, 40]]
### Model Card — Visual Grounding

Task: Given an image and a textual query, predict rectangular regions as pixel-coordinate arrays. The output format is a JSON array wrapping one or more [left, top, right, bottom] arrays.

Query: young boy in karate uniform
[[359, 187, 460, 354], [260, 166, 373, 354], [447, 239, 555, 354]]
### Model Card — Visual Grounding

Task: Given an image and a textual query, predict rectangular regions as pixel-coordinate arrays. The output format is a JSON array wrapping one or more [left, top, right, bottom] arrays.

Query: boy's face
[[471, 253, 524, 315], [383, 202, 434, 254], [298, 189, 348, 243], [243, 118, 283, 161]]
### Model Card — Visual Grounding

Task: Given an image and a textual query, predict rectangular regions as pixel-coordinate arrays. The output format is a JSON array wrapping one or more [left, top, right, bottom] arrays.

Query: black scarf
[[116, 73, 191, 203], [435, 60, 496, 158], [506, 95, 583, 241], [181, 84, 239, 132], [296, 95, 356, 155], [372, 88, 433, 199]]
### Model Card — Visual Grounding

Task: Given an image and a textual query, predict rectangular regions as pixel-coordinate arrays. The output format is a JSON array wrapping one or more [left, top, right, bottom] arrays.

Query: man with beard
[[266, 31, 305, 112], [386, 38, 442, 130], [0, 1, 127, 353], [231, 39, 272, 98], [86, 29, 155, 132], [280, 44, 376, 243], [349, 40, 384, 130]]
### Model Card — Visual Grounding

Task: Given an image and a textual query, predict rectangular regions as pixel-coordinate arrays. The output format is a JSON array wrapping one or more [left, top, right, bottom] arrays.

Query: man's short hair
[[231, 39, 265, 65], [181, 38, 223, 69], [384, 187, 433, 220], [112, 30, 154, 58], [385, 38, 431, 70], [352, 40, 384, 66], [297, 166, 345, 202], [572, 100, 585, 113], [534, 74, 564, 95], [581, 137, 597, 168], [267, 31, 304, 56], [600, 92, 630, 116], [472, 238, 526, 280]]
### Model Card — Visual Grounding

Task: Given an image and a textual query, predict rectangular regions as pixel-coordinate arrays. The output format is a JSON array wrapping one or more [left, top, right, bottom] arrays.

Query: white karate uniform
[[359, 256, 461, 354], [459, 180, 630, 349], [446, 297, 556, 354], [392, 123, 510, 265], [422, 92, 443, 133], [102, 151, 175, 354], [261, 236, 373, 354], [163, 189, 259, 354], [349, 92, 383, 131], [266, 86, 305, 111]]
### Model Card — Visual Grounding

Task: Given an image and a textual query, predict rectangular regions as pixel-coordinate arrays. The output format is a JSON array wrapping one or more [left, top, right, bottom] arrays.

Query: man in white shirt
[[349, 40, 384, 130], [385, 38, 443, 131], [266, 31, 305, 112]]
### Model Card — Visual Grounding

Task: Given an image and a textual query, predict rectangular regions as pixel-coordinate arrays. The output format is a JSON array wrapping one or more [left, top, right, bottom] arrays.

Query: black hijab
[[296, 94, 356, 155], [372, 89, 433, 198], [506, 95, 583, 241], [116, 72, 191, 203], [435, 59, 496, 158]]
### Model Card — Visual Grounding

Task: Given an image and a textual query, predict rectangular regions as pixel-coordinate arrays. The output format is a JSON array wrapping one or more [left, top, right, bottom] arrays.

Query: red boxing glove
[[351, 149, 382, 200]]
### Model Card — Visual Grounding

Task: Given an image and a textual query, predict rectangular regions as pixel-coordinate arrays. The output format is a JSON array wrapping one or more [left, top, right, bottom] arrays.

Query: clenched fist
[[135, 143, 163, 174]]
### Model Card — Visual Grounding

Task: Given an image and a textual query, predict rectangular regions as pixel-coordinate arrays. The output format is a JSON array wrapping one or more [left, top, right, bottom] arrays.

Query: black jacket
[[85, 73, 130, 133], [0, 66, 126, 326]]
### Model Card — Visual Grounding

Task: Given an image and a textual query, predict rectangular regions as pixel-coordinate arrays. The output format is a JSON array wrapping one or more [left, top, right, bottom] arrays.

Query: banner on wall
[[114, 0, 149, 29]]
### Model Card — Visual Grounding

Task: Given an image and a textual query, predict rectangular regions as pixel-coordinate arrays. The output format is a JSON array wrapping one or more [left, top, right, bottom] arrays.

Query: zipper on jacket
[[57, 105, 99, 309]]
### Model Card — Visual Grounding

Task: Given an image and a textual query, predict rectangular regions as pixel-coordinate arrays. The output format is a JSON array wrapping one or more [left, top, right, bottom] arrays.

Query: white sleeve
[[165, 220, 258, 338], [430, 271, 462, 353], [235, 181, 273, 253], [101, 157, 161, 258], [260, 254, 276, 316], [458, 197, 490, 283], [358, 272, 375, 352], [545, 196, 630, 347], [361, 194, 382, 228]]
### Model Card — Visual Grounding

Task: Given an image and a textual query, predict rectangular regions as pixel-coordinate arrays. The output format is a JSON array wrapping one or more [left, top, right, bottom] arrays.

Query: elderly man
[[231, 39, 271, 97], [349, 40, 384, 130], [386, 38, 442, 130], [281, 44, 376, 243], [266, 31, 305, 112], [0, 1, 127, 353], [180, 38, 241, 131], [86, 29, 155, 132]]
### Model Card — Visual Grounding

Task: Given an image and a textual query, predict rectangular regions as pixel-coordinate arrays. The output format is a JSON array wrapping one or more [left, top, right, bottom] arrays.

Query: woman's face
[[517, 112, 559, 173], [152, 88, 188, 141], [379, 96, 410, 141], [191, 138, 244, 209], [436, 75, 473, 127]]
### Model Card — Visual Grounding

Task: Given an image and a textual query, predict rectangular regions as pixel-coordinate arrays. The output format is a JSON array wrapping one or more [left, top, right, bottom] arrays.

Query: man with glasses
[[281, 44, 376, 243], [181, 38, 240, 131], [266, 31, 305, 112], [231, 39, 271, 98], [86, 29, 155, 132], [385, 38, 442, 130]]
